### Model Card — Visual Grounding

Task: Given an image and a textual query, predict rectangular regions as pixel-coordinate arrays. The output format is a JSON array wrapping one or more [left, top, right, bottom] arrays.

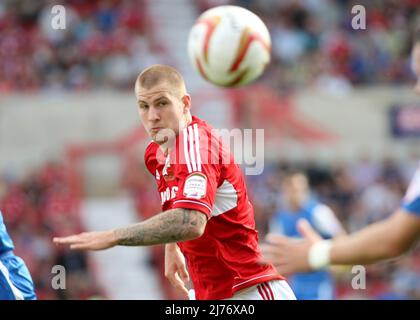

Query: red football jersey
[[144, 116, 284, 300]]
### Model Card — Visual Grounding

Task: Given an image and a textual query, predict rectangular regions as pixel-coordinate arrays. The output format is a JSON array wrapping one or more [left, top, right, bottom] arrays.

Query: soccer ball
[[188, 5, 271, 87]]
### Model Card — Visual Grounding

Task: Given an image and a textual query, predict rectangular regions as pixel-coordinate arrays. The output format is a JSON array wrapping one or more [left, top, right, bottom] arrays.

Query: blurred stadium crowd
[[248, 156, 420, 299], [1, 156, 419, 299], [229, 0, 420, 93], [0, 163, 105, 299], [0, 0, 419, 299], [0, 0, 419, 92], [0, 0, 166, 92]]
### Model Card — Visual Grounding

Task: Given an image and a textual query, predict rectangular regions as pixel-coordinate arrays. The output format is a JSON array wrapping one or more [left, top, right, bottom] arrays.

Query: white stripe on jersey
[[184, 124, 202, 173], [212, 180, 238, 217], [183, 128, 192, 173], [188, 126, 197, 171], [173, 200, 212, 212], [193, 124, 202, 171], [0, 260, 24, 300]]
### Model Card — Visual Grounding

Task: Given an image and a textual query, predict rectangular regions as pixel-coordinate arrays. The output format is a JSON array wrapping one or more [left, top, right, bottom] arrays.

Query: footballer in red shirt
[[54, 64, 296, 300]]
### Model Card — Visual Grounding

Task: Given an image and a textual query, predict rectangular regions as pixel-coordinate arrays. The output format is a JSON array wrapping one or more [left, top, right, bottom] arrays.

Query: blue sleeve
[[402, 196, 420, 216]]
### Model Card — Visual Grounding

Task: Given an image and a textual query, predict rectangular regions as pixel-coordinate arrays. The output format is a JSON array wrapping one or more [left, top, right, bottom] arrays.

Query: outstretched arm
[[115, 208, 207, 246], [262, 209, 420, 274], [53, 208, 207, 250], [328, 209, 420, 265]]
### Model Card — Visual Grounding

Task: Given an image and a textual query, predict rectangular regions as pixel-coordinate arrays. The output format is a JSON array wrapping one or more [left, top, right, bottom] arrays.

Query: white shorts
[[188, 280, 296, 300], [226, 280, 297, 300]]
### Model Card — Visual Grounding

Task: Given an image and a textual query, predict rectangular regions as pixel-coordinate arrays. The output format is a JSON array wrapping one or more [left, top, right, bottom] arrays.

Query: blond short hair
[[135, 64, 187, 97]]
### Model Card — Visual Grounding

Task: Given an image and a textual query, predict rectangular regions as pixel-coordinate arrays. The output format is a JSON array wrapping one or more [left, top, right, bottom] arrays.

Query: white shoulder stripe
[[188, 126, 197, 171], [183, 128, 192, 173], [184, 124, 202, 173], [193, 124, 202, 171], [173, 200, 212, 212]]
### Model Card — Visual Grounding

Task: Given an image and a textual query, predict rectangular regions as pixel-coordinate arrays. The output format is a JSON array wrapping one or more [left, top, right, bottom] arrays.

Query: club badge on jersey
[[183, 173, 207, 200]]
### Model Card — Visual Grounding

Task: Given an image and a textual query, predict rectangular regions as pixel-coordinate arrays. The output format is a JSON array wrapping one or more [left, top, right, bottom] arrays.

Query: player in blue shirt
[[0, 211, 36, 300], [262, 163, 420, 273], [269, 170, 345, 299], [262, 29, 420, 273]]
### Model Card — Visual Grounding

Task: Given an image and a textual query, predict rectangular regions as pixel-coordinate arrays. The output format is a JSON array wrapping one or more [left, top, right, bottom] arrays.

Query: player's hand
[[164, 243, 190, 299], [53, 230, 118, 251], [261, 219, 322, 275]]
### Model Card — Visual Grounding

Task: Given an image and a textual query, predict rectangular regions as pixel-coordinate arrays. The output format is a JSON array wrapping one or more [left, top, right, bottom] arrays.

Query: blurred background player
[[269, 169, 345, 299], [54, 65, 296, 301], [262, 163, 420, 275], [0, 210, 36, 300]]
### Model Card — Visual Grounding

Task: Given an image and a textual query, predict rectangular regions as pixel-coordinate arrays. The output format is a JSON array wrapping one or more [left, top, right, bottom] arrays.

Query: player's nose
[[147, 106, 161, 122]]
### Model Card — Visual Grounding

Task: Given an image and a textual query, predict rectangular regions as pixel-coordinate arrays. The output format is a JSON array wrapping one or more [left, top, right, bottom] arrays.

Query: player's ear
[[182, 94, 191, 113]]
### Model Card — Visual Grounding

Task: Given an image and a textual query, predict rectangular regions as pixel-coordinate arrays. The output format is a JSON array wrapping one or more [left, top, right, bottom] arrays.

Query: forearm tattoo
[[114, 209, 207, 246]]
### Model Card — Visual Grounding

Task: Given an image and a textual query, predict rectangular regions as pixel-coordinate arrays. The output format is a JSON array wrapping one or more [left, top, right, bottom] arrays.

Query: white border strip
[[188, 126, 197, 171], [0, 260, 24, 300], [183, 128, 192, 173], [173, 199, 212, 213], [193, 124, 202, 171]]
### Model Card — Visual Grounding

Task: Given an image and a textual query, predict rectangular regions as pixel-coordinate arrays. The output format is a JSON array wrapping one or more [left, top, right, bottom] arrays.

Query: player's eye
[[158, 101, 168, 107], [139, 104, 148, 110]]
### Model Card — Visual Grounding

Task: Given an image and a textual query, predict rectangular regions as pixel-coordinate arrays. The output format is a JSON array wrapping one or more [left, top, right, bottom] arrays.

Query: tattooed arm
[[53, 208, 207, 250], [115, 208, 207, 246]]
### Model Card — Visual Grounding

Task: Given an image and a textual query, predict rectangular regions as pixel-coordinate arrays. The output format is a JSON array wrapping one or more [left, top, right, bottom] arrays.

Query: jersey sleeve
[[401, 166, 420, 216], [312, 204, 344, 237], [171, 123, 220, 218]]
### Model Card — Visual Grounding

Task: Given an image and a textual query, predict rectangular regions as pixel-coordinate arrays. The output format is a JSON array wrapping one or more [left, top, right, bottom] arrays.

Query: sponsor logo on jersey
[[160, 186, 178, 205]]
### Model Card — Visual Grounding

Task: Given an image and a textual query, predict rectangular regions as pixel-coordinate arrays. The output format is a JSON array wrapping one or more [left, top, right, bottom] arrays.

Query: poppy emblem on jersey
[[183, 173, 207, 199]]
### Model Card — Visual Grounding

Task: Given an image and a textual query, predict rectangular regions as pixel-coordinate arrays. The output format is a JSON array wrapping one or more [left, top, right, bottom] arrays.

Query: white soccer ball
[[188, 5, 271, 87]]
